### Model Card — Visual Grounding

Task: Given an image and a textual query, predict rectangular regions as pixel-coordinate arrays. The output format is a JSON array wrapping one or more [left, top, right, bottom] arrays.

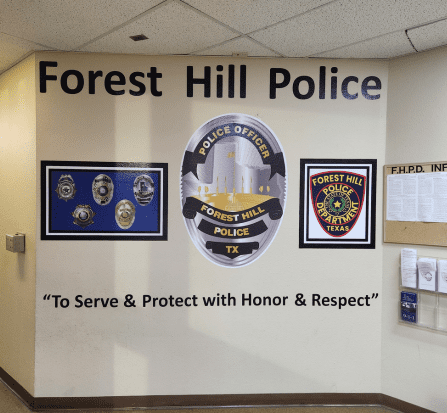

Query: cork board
[[384, 161, 447, 246]]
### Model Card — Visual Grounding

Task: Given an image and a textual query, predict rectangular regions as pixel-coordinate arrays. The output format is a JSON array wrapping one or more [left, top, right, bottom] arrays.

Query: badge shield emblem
[[133, 174, 155, 206], [181, 114, 286, 268], [55, 174, 77, 201], [71, 204, 95, 228], [115, 200, 136, 229], [92, 174, 114, 206], [310, 171, 365, 237]]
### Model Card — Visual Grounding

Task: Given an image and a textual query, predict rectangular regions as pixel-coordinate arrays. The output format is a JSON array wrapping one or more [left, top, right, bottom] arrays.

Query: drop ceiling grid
[[78, 1, 239, 55], [408, 19, 447, 52], [312, 31, 416, 59], [181, 0, 336, 34], [0, 0, 167, 50], [2, 0, 447, 75], [0, 33, 50, 72], [192, 36, 281, 57], [250, 0, 447, 57]]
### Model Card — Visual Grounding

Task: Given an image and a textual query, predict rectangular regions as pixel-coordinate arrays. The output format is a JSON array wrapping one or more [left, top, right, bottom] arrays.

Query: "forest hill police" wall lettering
[[39, 61, 382, 101], [181, 114, 287, 268]]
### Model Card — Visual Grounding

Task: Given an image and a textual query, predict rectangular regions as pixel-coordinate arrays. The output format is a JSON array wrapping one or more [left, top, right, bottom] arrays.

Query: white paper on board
[[401, 248, 417, 288], [387, 172, 447, 222], [387, 174, 417, 221]]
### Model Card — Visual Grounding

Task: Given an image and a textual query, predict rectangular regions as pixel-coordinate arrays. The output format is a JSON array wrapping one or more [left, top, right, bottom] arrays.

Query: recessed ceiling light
[[130, 34, 148, 41]]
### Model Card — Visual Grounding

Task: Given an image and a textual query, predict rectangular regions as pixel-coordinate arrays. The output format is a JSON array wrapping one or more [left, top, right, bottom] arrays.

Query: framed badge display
[[299, 159, 376, 249], [41, 161, 168, 240]]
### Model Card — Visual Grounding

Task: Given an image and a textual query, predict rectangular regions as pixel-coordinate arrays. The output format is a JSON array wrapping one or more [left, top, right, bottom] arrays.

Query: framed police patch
[[299, 159, 376, 249]]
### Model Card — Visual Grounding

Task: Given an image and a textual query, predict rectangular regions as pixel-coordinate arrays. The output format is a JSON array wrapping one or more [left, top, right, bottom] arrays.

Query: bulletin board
[[384, 161, 447, 246]]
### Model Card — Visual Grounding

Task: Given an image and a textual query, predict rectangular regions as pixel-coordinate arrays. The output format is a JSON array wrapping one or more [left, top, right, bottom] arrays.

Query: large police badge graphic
[[181, 114, 286, 267], [310, 171, 365, 237]]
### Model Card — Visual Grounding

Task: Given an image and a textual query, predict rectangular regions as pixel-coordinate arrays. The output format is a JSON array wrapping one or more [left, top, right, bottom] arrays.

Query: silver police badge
[[92, 174, 114, 205], [133, 174, 155, 206], [72, 205, 95, 228], [181, 114, 287, 268], [115, 200, 136, 229], [55, 174, 77, 201]]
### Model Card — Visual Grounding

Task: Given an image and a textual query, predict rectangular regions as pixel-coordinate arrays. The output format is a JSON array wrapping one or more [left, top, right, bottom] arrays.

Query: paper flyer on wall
[[401, 248, 417, 288], [417, 257, 436, 291], [387, 172, 447, 222]]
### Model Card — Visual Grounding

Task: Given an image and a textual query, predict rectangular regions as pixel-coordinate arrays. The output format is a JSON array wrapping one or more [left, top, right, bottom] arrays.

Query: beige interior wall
[[383, 46, 447, 413], [34, 51, 387, 398], [3, 46, 447, 410], [0, 55, 36, 395], [0, 44, 445, 411]]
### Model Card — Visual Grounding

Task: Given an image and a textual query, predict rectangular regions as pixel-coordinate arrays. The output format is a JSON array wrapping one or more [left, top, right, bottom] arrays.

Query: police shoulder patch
[[310, 171, 365, 237], [180, 113, 287, 268]]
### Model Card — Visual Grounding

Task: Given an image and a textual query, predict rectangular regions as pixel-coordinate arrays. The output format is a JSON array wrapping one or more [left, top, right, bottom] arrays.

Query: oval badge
[[180, 114, 287, 268]]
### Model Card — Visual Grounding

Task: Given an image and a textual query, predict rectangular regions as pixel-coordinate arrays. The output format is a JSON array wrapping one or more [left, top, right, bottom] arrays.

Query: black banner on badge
[[182, 196, 283, 223], [206, 241, 259, 259], [181, 123, 285, 180], [198, 219, 268, 239]]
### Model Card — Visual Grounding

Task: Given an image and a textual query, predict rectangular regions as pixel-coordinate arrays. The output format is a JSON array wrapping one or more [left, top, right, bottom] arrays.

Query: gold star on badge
[[333, 200, 341, 208]]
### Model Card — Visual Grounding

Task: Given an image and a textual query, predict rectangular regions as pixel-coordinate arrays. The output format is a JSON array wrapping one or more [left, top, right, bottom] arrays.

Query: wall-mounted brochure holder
[[41, 161, 168, 240], [399, 248, 447, 333], [384, 161, 447, 246]]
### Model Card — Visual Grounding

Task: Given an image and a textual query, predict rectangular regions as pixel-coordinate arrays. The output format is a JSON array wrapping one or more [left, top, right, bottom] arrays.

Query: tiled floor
[[0, 380, 401, 413]]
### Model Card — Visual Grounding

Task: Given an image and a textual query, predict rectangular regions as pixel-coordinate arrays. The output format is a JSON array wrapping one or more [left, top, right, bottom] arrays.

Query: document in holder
[[401, 248, 417, 288], [417, 257, 436, 291], [437, 260, 447, 293]]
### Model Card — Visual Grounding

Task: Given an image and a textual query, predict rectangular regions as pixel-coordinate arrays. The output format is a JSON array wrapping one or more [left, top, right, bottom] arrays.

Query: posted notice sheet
[[387, 172, 447, 222], [401, 248, 417, 288], [417, 257, 436, 291]]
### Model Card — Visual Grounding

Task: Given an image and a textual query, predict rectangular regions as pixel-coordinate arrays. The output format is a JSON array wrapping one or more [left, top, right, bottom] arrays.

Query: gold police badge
[[181, 114, 286, 267], [71, 205, 95, 228], [115, 200, 136, 229]]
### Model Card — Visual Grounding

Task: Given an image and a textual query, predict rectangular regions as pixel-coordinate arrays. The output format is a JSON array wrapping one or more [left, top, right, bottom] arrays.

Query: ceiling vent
[[130, 34, 149, 41]]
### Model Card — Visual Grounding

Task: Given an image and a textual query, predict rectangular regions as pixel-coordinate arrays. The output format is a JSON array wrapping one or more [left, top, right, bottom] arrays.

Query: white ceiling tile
[[407, 19, 447, 52], [0, 0, 165, 50], [182, 0, 334, 34], [79, 1, 238, 55], [193, 36, 281, 57], [251, 0, 447, 57], [1, 1, 447, 62], [313, 31, 415, 59], [0, 33, 48, 72]]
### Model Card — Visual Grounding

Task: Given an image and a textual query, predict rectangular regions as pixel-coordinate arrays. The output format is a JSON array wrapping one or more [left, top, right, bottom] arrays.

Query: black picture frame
[[299, 159, 376, 249], [41, 161, 168, 241]]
